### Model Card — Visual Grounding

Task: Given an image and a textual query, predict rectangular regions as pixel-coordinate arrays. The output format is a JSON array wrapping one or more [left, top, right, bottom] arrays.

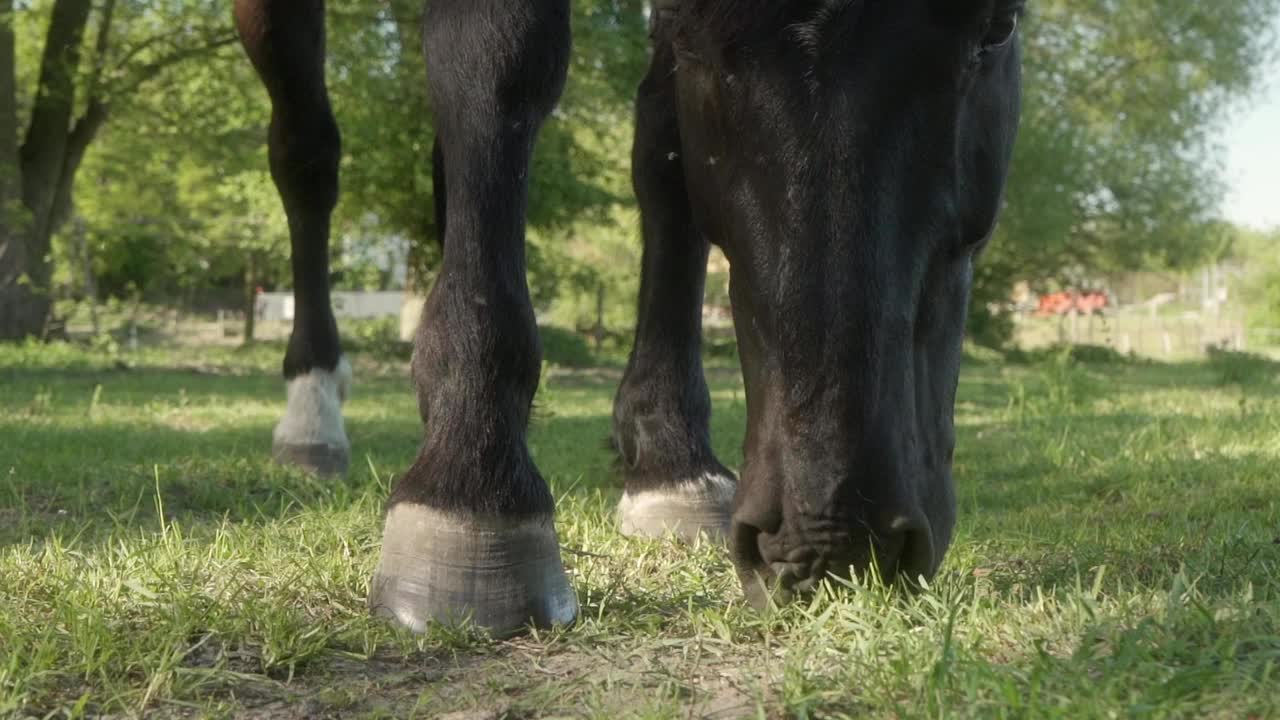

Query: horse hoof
[[273, 357, 352, 477], [272, 441, 350, 477], [369, 505, 578, 637], [617, 472, 735, 543]]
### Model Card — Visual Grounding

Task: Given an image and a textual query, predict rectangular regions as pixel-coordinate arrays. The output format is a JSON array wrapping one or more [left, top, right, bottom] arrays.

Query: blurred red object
[[1036, 291, 1107, 316]]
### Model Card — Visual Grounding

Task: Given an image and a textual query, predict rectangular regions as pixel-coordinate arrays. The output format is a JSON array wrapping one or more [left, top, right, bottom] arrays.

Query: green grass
[[1, 341, 1278, 718]]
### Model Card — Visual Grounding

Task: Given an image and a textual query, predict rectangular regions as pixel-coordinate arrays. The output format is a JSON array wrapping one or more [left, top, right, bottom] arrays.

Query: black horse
[[234, 0, 1024, 635]]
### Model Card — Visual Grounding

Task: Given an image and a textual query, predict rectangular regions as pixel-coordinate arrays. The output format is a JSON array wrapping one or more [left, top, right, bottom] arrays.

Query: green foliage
[[1206, 345, 1279, 387], [1258, 267, 1280, 330], [1005, 342, 1137, 366], [1226, 225, 1280, 330], [538, 324, 596, 368], [965, 270, 1017, 349], [972, 0, 1280, 347], [1044, 340, 1136, 363], [38, 0, 650, 328], [340, 316, 410, 359], [14, 0, 1280, 350], [1059, 343, 1132, 365], [1036, 346, 1098, 408], [325, 2, 437, 285], [703, 333, 739, 362], [1001, 345, 1134, 420]]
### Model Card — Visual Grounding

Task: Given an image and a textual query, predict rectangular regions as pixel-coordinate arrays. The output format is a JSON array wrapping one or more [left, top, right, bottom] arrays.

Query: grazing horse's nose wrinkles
[[732, 492, 937, 608]]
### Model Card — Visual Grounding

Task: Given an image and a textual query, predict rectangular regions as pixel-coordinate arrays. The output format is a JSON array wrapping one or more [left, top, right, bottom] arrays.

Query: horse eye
[[980, 13, 1018, 52]]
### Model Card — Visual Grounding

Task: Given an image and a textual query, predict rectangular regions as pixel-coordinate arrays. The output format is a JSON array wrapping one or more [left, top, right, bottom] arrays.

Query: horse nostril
[[886, 515, 935, 586], [730, 518, 764, 571], [769, 561, 806, 586], [769, 560, 824, 594], [729, 519, 775, 609]]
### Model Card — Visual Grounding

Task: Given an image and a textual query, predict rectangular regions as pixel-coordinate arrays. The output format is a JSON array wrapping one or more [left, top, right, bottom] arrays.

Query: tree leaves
[[971, 0, 1280, 346], [11, 0, 1276, 346]]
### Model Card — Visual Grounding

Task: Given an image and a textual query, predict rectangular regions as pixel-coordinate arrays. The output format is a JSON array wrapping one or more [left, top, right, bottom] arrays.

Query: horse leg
[[368, 0, 576, 636], [234, 0, 350, 477], [612, 18, 735, 542]]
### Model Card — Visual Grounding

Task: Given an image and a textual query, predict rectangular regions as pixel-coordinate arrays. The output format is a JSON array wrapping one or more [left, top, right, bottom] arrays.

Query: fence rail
[[51, 298, 1280, 361], [1012, 309, 1278, 359]]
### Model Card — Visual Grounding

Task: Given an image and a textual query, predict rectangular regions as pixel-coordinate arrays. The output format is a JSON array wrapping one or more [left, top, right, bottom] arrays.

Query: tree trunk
[[48, 100, 108, 235], [1, 0, 93, 339], [593, 280, 605, 354], [243, 252, 257, 344], [20, 0, 91, 237], [0, 0, 40, 339], [0, 0, 17, 225], [47, 0, 115, 239]]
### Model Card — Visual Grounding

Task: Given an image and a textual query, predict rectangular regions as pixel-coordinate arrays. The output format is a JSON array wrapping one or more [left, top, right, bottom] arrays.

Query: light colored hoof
[[369, 505, 578, 637], [273, 357, 352, 477], [617, 472, 735, 543]]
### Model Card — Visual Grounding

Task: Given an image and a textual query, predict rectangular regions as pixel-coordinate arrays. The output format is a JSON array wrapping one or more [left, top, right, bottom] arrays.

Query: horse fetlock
[[272, 356, 352, 477]]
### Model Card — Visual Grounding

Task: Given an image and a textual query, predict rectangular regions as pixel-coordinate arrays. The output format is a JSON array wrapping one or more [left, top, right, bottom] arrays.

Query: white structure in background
[[256, 224, 416, 325], [256, 291, 408, 323], [1199, 263, 1236, 316]]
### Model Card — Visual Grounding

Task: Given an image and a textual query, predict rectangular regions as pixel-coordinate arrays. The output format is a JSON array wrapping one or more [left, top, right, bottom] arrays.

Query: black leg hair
[[234, 0, 341, 378]]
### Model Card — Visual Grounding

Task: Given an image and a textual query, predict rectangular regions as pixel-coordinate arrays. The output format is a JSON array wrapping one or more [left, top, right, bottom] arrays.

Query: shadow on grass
[[5, 355, 1276, 595], [0, 407, 640, 547], [0, 367, 289, 407]]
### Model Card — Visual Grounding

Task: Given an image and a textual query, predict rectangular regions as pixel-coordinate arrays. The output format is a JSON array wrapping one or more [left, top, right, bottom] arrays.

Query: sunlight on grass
[[1, 344, 1278, 717]]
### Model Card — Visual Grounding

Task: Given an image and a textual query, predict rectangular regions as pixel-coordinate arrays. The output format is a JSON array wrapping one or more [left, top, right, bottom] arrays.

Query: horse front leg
[[368, 0, 577, 636]]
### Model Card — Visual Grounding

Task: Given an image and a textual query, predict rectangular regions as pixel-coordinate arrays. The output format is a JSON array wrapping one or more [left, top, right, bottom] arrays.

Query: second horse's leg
[[613, 20, 735, 542], [235, 0, 351, 477]]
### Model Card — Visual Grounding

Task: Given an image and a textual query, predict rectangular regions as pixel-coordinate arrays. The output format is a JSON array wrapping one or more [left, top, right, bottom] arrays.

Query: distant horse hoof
[[272, 441, 350, 477], [273, 357, 352, 477], [617, 472, 735, 543], [369, 505, 578, 637]]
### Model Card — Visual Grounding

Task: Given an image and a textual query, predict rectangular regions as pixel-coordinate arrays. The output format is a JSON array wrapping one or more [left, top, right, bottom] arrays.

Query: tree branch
[[48, 96, 109, 233], [84, 0, 118, 101], [109, 31, 172, 73], [33, 0, 117, 253], [115, 31, 239, 95]]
